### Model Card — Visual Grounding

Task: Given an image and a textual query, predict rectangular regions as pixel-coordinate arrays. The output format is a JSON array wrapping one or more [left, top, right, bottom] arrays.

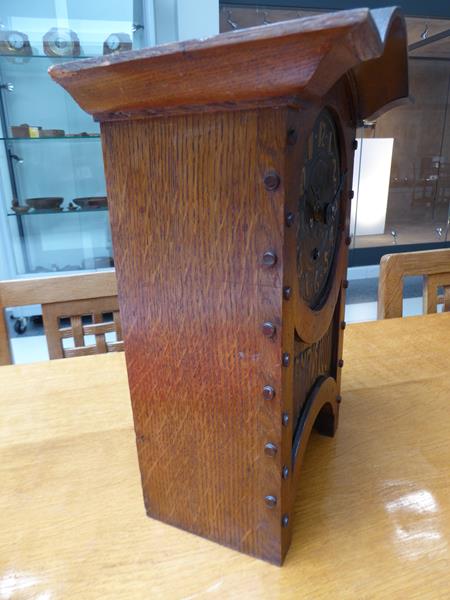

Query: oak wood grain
[[1, 313, 449, 598], [0, 271, 117, 307], [102, 108, 286, 563]]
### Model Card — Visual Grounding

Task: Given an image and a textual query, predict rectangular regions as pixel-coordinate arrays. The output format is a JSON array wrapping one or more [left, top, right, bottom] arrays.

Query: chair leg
[[0, 309, 12, 365]]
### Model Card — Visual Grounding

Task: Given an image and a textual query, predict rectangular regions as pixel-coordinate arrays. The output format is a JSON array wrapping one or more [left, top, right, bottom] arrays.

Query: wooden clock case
[[50, 7, 408, 565]]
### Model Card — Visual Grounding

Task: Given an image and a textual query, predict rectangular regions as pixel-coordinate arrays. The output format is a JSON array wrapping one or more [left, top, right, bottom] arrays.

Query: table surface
[[1, 313, 450, 599]]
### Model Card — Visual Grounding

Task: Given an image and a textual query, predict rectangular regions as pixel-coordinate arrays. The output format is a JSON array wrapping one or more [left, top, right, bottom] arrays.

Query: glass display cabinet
[[0, 55, 109, 274], [0, 0, 145, 276]]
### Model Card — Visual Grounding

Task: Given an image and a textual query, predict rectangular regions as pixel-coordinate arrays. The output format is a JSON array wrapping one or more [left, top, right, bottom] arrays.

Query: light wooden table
[[1, 313, 449, 599]]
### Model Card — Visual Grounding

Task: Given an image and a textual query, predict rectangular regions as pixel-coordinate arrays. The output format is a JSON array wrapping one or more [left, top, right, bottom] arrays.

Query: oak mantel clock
[[51, 7, 408, 565]]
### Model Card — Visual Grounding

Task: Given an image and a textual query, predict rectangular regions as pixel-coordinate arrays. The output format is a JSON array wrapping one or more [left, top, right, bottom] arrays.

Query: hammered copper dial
[[297, 109, 344, 308]]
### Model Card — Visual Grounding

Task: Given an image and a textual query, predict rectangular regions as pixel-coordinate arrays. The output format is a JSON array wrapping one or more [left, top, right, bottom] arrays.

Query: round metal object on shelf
[[43, 27, 81, 58], [103, 33, 132, 55]]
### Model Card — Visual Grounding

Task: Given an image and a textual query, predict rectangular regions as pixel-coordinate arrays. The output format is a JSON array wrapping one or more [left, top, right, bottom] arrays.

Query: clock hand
[[312, 168, 347, 207], [304, 187, 320, 225], [323, 170, 347, 224], [330, 170, 348, 206]]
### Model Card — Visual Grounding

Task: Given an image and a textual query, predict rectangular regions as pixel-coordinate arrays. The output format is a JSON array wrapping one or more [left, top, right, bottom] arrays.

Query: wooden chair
[[0, 271, 122, 365], [378, 248, 450, 319]]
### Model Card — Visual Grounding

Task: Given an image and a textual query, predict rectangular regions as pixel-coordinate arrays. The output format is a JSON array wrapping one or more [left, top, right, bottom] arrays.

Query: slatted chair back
[[0, 271, 121, 365], [378, 249, 450, 319]]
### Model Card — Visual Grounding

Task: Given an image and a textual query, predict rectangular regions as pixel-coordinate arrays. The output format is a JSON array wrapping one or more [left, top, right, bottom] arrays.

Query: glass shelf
[[8, 208, 108, 216], [0, 54, 101, 136], [0, 53, 96, 60], [3, 136, 106, 200], [2, 135, 100, 141]]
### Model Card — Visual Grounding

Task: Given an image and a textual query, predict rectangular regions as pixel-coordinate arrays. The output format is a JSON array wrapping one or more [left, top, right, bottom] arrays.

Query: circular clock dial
[[106, 35, 120, 50], [296, 109, 343, 308], [8, 32, 25, 50], [55, 39, 69, 50], [53, 34, 71, 54], [45, 29, 77, 56]]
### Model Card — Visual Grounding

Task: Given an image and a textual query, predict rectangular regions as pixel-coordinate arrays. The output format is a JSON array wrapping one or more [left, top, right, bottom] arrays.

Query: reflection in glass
[[353, 35, 450, 249], [220, 5, 450, 258]]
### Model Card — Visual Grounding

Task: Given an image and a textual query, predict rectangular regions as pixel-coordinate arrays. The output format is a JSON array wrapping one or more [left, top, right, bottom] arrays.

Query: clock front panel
[[292, 316, 335, 441], [285, 97, 352, 459]]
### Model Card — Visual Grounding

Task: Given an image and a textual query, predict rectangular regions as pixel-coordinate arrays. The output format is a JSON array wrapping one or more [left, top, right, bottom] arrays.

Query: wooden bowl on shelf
[[72, 196, 108, 210], [25, 197, 64, 210]]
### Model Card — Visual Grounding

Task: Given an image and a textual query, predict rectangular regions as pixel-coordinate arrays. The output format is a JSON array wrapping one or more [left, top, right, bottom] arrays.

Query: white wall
[[150, 0, 218, 44]]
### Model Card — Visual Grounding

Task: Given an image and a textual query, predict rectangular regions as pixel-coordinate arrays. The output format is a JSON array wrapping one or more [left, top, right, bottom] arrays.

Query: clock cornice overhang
[[49, 6, 408, 123]]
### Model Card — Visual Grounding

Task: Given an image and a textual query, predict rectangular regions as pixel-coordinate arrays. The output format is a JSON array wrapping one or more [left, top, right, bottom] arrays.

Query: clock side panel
[[280, 76, 356, 559], [101, 108, 289, 564]]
